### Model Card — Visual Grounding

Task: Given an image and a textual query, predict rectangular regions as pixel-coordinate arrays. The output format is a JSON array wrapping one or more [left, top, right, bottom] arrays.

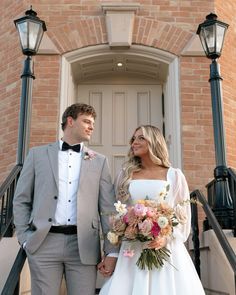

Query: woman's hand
[[97, 256, 117, 277], [146, 236, 167, 250]]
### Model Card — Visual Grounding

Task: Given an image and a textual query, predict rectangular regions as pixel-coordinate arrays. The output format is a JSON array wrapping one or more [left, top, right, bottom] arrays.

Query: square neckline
[[131, 167, 171, 182]]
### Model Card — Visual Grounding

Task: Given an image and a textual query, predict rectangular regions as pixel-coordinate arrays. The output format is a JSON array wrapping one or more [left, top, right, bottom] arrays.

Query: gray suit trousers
[[26, 232, 97, 295]]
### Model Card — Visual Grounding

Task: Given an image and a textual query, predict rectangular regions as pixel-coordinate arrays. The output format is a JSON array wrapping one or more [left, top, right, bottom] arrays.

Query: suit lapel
[[78, 146, 97, 191], [78, 146, 90, 185], [47, 142, 59, 189]]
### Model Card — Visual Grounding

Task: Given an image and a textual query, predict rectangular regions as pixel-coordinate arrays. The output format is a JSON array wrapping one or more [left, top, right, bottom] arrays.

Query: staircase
[[189, 229, 236, 295], [1, 167, 236, 295]]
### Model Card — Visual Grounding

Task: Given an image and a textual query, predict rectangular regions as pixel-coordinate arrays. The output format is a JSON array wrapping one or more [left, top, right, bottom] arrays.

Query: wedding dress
[[99, 167, 205, 295]]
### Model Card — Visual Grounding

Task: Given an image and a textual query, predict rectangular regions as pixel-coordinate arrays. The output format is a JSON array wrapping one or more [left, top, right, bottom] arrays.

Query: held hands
[[97, 256, 117, 277], [97, 238, 166, 277], [145, 236, 167, 250]]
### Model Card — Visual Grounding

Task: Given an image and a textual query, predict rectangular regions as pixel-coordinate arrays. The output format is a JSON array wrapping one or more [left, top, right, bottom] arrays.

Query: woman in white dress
[[98, 125, 205, 295]]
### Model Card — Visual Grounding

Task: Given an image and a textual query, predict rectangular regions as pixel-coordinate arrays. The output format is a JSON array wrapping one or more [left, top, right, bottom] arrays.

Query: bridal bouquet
[[107, 193, 188, 270]]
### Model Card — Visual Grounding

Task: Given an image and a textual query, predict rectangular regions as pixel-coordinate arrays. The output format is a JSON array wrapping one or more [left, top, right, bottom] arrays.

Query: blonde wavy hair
[[117, 125, 171, 202]]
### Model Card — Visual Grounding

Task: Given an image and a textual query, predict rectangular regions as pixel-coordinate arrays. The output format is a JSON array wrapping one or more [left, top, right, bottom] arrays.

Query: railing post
[[13, 282, 20, 295], [1, 248, 27, 295], [227, 168, 236, 236], [190, 194, 201, 278]]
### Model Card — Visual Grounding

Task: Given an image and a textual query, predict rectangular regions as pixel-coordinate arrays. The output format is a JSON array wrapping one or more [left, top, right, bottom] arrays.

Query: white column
[[164, 57, 182, 169]]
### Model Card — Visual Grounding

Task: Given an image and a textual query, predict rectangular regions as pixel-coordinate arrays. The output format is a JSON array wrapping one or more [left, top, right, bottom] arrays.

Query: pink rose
[[151, 221, 161, 237], [138, 219, 153, 236], [123, 213, 129, 224], [146, 207, 156, 218], [133, 204, 147, 217]]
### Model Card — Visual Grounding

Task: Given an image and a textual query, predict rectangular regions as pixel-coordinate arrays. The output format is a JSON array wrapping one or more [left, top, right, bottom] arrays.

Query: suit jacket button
[[48, 218, 52, 222], [31, 224, 37, 231], [54, 196, 58, 199]]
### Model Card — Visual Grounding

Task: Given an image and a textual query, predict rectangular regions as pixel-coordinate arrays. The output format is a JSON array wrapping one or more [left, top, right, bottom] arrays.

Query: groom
[[13, 103, 118, 295]]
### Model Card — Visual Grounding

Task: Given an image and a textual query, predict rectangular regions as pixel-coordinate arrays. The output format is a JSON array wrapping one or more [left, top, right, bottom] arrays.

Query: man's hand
[[146, 236, 167, 250], [97, 256, 117, 277]]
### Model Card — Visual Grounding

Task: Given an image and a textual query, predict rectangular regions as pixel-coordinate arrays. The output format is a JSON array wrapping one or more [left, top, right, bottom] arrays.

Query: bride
[[98, 125, 205, 295]]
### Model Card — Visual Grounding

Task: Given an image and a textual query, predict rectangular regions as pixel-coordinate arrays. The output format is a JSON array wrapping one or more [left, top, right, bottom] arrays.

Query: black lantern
[[197, 13, 228, 60], [14, 7, 47, 56], [14, 8, 46, 164], [196, 14, 234, 230]]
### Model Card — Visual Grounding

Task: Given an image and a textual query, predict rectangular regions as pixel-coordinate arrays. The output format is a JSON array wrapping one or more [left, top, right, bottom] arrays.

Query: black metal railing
[[0, 165, 22, 240], [191, 189, 236, 293], [1, 248, 26, 295], [0, 164, 25, 295], [190, 198, 201, 277], [228, 168, 236, 236]]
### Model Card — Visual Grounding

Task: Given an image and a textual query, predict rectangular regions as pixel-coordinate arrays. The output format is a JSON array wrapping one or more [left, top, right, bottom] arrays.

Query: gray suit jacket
[[13, 142, 118, 264]]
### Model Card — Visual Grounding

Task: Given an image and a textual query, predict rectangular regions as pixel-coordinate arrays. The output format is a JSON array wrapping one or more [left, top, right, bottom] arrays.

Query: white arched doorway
[[59, 45, 182, 177]]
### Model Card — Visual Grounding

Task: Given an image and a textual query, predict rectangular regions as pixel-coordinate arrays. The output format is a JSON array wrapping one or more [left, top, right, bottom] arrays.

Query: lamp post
[[197, 13, 234, 229], [14, 7, 46, 165]]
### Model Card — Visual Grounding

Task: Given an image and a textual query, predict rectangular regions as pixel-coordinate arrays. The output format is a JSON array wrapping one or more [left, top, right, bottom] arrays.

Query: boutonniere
[[83, 150, 96, 160]]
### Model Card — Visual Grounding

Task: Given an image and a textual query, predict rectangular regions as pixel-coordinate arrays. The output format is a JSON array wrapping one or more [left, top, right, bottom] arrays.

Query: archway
[[59, 44, 181, 170]]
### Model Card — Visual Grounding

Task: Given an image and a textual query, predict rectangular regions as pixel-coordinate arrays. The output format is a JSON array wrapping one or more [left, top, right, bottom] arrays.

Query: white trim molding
[[59, 56, 75, 139], [60, 44, 182, 168], [101, 3, 140, 48], [164, 58, 182, 169]]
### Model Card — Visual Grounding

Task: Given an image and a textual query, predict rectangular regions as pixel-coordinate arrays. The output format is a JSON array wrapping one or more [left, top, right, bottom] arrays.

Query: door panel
[[77, 84, 163, 180]]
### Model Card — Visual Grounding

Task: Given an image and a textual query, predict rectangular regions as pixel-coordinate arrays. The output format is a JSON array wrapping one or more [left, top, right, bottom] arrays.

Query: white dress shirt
[[53, 140, 83, 226], [52, 140, 118, 258]]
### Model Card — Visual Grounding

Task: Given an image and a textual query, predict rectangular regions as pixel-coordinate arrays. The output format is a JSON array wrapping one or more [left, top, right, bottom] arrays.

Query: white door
[[77, 84, 163, 180]]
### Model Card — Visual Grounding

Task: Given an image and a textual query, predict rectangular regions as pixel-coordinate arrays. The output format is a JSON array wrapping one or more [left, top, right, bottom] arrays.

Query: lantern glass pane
[[204, 25, 215, 53], [28, 21, 41, 50], [216, 24, 226, 53], [17, 21, 28, 49], [34, 27, 44, 52], [199, 29, 208, 54]]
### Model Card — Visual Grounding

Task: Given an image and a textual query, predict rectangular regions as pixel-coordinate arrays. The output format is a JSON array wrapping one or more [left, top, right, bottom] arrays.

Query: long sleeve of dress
[[171, 168, 191, 243]]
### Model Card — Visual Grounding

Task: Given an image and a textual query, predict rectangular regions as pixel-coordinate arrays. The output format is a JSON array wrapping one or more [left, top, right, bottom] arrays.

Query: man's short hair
[[61, 103, 96, 131]]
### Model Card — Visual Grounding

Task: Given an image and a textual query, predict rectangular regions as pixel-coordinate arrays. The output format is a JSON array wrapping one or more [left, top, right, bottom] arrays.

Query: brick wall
[[180, 56, 215, 192], [0, 0, 226, 201], [0, 1, 25, 182], [30, 55, 60, 147]]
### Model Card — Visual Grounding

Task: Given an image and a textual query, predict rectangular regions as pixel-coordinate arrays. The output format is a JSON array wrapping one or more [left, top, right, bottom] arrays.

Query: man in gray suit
[[13, 103, 118, 295]]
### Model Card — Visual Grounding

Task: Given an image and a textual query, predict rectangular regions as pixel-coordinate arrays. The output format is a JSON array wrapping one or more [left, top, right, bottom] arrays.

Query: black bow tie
[[62, 142, 81, 153]]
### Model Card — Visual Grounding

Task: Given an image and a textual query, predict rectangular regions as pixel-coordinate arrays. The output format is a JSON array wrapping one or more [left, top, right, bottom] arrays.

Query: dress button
[[68, 219, 70, 222], [48, 218, 52, 222], [68, 200, 71, 202]]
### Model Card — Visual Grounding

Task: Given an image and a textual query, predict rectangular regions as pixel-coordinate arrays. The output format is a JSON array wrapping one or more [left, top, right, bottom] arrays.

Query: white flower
[[157, 216, 169, 228], [107, 231, 119, 244], [175, 204, 187, 224], [114, 201, 127, 215], [158, 183, 170, 202], [158, 194, 164, 203]]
